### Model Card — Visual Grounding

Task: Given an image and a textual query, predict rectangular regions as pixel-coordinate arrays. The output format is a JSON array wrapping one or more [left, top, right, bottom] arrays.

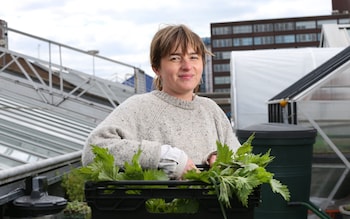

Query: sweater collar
[[152, 90, 197, 110]]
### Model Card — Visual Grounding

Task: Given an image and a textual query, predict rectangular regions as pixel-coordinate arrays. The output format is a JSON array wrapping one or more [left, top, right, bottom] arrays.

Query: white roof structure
[[320, 24, 350, 47], [231, 47, 344, 130]]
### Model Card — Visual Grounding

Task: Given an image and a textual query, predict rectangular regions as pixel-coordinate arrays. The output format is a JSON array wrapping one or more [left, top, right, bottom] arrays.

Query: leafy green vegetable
[[61, 168, 86, 202], [145, 198, 199, 214], [76, 146, 169, 182], [123, 149, 144, 180], [78, 146, 122, 181], [63, 200, 91, 218], [184, 134, 290, 209], [270, 178, 290, 201]]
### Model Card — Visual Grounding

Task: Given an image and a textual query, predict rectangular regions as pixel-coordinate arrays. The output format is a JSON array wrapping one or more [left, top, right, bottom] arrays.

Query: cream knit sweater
[[82, 90, 241, 178]]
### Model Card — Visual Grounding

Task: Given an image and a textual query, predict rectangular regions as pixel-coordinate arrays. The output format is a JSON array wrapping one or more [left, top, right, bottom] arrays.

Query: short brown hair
[[150, 24, 212, 91]]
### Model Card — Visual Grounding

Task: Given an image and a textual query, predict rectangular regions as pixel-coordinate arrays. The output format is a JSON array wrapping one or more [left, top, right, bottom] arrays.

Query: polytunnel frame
[[298, 106, 350, 209], [268, 46, 350, 210]]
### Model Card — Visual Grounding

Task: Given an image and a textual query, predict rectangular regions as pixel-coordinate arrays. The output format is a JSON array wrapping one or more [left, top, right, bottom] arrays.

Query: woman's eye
[[170, 56, 181, 61], [190, 55, 199, 60]]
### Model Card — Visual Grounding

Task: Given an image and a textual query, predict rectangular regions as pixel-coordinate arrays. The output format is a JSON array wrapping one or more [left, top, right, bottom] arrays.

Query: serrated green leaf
[[91, 145, 114, 167], [143, 169, 168, 181], [235, 133, 254, 156], [215, 141, 234, 165], [270, 178, 291, 201], [183, 169, 211, 184], [123, 149, 144, 180]]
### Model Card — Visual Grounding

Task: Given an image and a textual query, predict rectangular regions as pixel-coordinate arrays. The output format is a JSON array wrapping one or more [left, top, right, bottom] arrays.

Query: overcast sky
[[1, 0, 332, 77]]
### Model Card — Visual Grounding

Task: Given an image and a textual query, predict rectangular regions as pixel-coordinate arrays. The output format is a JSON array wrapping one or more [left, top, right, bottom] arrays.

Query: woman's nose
[[181, 57, 191, 69]]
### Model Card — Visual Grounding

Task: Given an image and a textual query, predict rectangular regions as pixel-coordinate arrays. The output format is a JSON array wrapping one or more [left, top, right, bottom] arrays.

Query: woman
[[82, 24, 241, 179]]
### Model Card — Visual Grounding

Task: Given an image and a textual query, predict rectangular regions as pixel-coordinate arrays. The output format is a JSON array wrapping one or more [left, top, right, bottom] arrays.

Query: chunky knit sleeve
[[81, 94, 162, 169]]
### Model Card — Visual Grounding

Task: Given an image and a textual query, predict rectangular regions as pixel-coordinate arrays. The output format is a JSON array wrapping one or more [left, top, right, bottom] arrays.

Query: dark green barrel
[[236, 123, 317, 219]]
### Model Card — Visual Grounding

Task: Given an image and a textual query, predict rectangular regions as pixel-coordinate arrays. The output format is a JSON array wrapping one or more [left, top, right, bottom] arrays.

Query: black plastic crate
[[85, 180, 260, 219]]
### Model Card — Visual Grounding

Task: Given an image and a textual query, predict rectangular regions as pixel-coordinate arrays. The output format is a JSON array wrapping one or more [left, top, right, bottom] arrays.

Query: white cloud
[[1, 0, 332, 77]]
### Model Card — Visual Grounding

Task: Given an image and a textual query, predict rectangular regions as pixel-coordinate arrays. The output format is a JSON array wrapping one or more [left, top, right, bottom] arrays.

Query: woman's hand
[[181, 158, 199, 178], [208, 153, 217, 167]]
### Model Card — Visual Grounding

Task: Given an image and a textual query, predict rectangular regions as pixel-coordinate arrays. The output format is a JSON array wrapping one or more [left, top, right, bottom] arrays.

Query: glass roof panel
[[0, 94, 97, 170]]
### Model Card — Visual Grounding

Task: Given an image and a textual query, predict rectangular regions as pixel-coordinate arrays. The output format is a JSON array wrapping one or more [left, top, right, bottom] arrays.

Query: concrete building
[[208, 0, 350, 115]]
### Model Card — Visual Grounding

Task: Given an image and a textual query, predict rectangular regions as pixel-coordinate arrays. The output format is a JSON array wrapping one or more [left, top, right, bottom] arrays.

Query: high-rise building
[[210, 1, 350, 94]]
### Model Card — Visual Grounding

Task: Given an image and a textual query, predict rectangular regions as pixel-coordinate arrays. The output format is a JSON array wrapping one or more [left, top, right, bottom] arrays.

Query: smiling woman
[[81, 24, 242, 180], [150, 24, 210, 101]]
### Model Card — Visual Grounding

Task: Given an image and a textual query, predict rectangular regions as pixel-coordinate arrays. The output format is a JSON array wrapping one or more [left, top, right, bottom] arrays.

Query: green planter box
[[84, 180, 260, 219]]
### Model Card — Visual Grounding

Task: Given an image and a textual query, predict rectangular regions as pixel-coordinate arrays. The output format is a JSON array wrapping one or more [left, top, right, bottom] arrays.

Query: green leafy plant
[[77, 146, 169, 181], [184, 134, 290, 209], [145, 198, 199, 214], [63, 201, 91, 219], [69, 146, 185, 213], [61, 168, 91, 219], [62, 168, 85, 202]]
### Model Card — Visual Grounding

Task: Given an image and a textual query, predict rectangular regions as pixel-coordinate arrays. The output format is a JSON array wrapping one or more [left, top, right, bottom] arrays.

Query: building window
[[214, 76, 231, 85], [233, 37, 253, 46], [214, 88, 231, 93], [296, 33, 317, 42], [212, 26, 232, 35], [254, 23, 274, 32], [213, 64, 230, 72], [275, 35, 295, 44], [254, 36, 274, 45], [212, 39, 232, 48], [296, 21, 316, 29], [317, 19, 337, 28], [274, 22, 294, 31], [233, 25, 253, 34], [213, 51, 232, 60]]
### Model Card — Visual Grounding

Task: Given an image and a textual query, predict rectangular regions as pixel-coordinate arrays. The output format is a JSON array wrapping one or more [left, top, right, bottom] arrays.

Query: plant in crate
[[67, 134, 290, 219]]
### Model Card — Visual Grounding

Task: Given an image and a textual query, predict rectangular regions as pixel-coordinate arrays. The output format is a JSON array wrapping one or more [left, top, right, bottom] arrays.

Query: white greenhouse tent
[[231, 46, 350, 210], [230, 47, 345, 130]]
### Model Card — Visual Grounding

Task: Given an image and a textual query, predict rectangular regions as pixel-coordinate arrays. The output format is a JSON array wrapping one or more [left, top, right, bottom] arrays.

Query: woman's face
[[153, 45, 203, 101]]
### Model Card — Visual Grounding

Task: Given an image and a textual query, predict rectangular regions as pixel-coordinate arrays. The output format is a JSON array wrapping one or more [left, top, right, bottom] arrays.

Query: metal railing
[[0, 24, 148, 107], [0, 151, 82, 205]]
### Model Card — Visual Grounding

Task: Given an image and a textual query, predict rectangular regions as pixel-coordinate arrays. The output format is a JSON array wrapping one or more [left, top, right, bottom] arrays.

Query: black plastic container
[[85, 180, 260, 219]]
